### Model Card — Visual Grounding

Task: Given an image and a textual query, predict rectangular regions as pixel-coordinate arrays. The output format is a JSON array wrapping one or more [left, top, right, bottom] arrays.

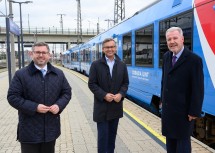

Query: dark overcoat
[[7, 61, 71, 143], [88, 55, 129, 122], [161, 47, 204, 139]]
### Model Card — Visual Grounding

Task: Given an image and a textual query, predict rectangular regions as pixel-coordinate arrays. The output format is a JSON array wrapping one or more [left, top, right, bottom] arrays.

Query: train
[[62, 0, 215, 147]]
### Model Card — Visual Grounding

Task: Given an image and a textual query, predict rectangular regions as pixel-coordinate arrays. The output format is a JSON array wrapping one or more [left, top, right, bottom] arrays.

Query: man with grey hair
[[161, 27, 204, 153]]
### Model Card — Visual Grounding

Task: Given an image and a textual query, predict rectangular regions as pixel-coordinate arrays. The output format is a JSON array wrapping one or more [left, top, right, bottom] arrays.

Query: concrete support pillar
[[67, 42, 71, 50]]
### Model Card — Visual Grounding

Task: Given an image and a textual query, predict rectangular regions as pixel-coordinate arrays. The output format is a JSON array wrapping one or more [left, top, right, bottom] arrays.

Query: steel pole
[[19, 3, 25, 67], [6, 18, 12, 84], [17, 36, 21, 69]]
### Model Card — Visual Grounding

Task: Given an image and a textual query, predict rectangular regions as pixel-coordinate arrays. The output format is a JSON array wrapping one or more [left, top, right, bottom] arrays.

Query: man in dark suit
[[161, 27, 204, 153], [88, 38, 129, 153]]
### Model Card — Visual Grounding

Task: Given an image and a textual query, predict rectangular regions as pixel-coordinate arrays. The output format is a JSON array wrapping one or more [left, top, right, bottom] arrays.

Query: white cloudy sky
[[0, 0, 155, 31]]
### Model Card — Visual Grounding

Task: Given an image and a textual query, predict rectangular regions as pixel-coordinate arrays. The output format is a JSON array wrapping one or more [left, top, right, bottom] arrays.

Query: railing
[[0, 59, 7, 69], [0, 26, 105, 35]]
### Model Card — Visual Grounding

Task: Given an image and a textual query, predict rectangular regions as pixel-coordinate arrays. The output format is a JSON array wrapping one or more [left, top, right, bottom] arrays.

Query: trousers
[[166, 137, 191, 153], [21, 140, 56, 153], [97, 118, 119, 153]]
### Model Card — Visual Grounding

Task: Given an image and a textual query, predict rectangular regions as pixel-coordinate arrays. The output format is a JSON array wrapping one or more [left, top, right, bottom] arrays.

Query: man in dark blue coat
[[161, 27, 204, 153], [7, 42, 72, 153], [88, 38, 129, 153]]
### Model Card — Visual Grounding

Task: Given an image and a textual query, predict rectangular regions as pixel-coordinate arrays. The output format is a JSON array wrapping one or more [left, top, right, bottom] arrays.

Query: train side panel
[[193, 0, 215, 116]]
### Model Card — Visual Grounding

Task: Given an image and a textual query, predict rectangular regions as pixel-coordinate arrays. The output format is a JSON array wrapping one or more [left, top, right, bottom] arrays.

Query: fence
[[0, 26, 105, 35]]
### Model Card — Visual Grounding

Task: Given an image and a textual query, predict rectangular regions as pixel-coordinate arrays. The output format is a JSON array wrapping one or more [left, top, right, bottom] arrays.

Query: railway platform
[[0, 67, 214, 153]]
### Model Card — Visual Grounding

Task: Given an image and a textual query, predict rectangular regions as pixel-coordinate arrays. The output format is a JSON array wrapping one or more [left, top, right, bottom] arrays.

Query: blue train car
[[62, 50, 71, 69], [62, 0, 215, 146], [63, 45, 80, 71]]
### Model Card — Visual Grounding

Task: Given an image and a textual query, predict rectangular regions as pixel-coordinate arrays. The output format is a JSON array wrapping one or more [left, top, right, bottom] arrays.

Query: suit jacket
[[161, 47, 204, 139], [88, 54, 129, 122]]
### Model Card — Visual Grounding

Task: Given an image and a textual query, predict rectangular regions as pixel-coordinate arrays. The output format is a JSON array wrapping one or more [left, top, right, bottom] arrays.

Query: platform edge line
[[123, 108, 166, 144]]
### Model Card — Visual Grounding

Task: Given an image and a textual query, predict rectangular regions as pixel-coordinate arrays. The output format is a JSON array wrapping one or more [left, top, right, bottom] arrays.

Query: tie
[[172, 56, 177, 66], [40, 69, 46, 77]]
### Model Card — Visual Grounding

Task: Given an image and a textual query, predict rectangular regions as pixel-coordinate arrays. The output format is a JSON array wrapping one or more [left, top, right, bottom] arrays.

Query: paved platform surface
[[0, 68, 214, 153]]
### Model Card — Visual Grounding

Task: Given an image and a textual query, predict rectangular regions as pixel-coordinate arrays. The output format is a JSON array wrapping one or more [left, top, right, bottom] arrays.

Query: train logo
[[194, 0, 215, 88]]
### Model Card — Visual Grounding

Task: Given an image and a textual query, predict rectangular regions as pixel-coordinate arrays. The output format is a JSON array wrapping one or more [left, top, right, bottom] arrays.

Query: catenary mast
[[114, 0, 125, 25]]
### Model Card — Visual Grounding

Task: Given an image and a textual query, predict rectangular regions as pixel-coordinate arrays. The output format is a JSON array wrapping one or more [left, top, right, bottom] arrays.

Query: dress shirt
[[105, 56, 115, 77], [173, 46, 184, 62], [34, 64, 48, 76]]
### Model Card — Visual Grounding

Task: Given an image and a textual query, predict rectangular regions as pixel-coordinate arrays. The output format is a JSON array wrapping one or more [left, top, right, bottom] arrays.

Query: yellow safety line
[[63, 67, 166, 144], [123, 108, 166, 144]]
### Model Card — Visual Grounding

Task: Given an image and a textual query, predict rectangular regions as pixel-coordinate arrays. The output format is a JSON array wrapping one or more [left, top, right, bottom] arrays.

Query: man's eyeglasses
[[103, 46, 116, 49], [33, 51, 49, 55]]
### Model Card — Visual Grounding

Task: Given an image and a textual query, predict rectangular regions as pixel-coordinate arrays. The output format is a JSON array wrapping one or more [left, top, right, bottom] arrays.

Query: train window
[[99, 44, 103, 59], [75, 52, 78, 61], [67, 54, 70, 63], [80, 49, 84, 61], [71, 52, 76, 62], [135, 25, 154, 67], [159, 11, 192, 67], [97, 45, 100, 59], [71, 53, 73, 61], [122, 32, 132, 65], [74, 51, 79, 62], [114, 38, 118, 53], [96, 44, 101, 59], [85, 48, 91, 62], [63, 54, 67, 63], [91, 46, 97, 61]]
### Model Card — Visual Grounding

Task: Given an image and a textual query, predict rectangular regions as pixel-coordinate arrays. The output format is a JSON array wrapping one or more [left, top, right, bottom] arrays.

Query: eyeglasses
[[103, 46, 116, 49], [33, 51, 49, 55]]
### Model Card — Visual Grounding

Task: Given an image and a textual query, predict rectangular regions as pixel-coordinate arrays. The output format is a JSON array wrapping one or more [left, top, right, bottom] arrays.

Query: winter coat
[[7, 61, 71, 143], [88, 55, 129, 122], [161, 47, 204, 139]]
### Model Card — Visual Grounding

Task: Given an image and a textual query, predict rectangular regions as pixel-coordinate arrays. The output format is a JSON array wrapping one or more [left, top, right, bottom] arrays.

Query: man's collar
[[105, 55, 115, 62], [34, 64, 48, 71], [173, 46, 184, 58]]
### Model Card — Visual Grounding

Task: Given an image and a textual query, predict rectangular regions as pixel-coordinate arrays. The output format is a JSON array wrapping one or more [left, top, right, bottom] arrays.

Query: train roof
[[69, 0, 196, 50]]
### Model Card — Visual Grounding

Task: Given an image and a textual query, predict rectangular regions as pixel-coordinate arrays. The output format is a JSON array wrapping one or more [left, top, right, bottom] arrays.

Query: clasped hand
[[188, 115, 197, 121], [37, 104, 59, 114], [104, 93, 122, 103]]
